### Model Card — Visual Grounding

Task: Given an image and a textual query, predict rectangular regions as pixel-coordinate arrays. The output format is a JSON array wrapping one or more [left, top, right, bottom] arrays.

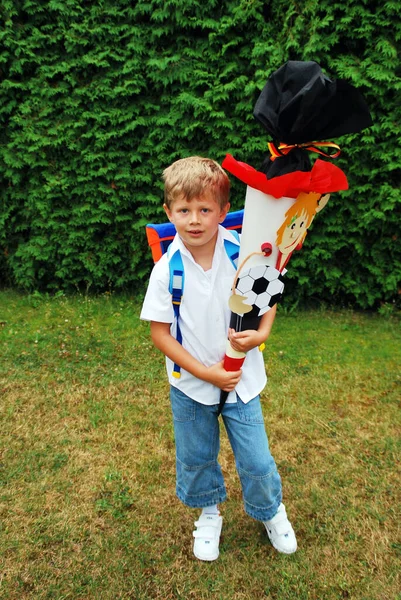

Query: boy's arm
[[150, 321, 242, 392], [228, 303, 277, 354]]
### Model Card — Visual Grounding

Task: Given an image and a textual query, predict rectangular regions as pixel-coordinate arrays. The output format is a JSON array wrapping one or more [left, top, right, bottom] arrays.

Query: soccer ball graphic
[[235, 265, 285, 317]]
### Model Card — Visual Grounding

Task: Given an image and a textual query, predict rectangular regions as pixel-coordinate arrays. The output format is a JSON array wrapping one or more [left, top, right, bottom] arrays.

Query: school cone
[[217, 61, 372, 417]]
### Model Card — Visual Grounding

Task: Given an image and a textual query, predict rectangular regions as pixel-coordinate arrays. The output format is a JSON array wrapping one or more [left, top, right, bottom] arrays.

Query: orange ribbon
[[268, 141, 341, 161]]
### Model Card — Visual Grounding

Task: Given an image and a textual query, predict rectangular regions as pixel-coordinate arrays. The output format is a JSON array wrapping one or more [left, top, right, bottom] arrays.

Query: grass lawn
[[0, 289, 400, 600]]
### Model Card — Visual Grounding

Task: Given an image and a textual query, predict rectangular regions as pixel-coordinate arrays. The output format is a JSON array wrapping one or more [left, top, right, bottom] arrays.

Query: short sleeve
[[140, 254, 174, 323]]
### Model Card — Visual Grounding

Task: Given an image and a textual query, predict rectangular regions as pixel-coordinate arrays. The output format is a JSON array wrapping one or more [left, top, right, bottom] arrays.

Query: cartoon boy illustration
[[275, 192, 330, 272]]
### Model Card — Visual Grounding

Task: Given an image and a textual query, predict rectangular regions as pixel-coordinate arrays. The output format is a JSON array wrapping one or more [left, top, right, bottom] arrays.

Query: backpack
[[146, 210, 243, 377]]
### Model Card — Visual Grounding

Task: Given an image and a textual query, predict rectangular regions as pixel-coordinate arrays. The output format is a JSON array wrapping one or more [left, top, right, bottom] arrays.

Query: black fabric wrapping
[[253, 61, 372, 177]]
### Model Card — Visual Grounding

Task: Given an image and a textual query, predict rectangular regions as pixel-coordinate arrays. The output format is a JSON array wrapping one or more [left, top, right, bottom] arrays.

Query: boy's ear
[[219, 202, 230, 223], [163, 203, 173, 222]]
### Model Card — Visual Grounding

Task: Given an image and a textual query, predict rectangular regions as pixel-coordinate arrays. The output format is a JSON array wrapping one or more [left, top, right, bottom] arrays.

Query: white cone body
[[238, 186, 296, 270]]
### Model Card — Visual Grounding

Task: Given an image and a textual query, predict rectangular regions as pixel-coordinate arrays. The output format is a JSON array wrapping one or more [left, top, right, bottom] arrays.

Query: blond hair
[[162, 156, 230, 209]]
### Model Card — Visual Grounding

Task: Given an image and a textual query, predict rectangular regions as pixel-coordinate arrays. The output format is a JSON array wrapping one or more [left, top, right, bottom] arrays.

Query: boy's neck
[[182, 231, 218, 271]]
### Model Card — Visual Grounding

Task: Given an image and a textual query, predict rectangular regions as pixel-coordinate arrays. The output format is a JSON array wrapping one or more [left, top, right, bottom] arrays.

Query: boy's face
[[164, 192, 229, 254]]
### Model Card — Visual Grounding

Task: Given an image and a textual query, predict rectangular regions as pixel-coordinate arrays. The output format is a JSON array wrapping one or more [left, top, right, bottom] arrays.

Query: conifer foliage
[[1, 0, 400, 307]]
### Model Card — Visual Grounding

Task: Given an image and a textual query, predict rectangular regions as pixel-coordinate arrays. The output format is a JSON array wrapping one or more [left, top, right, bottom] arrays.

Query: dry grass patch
[[0, 291, 400, 599]]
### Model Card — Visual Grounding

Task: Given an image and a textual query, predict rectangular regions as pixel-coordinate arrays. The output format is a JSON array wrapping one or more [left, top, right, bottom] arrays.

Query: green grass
[[1, 290, 400, 600]]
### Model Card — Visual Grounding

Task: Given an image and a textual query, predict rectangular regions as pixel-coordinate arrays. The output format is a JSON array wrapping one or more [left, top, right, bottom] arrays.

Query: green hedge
[[1, 0, 400, 308]]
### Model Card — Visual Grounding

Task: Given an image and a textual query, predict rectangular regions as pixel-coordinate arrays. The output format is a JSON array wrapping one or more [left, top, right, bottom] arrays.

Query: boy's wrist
[[254, 330, 266, 346], [193, 362, 210, 383]]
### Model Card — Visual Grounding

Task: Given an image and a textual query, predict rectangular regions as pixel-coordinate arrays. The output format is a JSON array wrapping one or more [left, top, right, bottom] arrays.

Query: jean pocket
[[170, 387, 196, 422], [236, 395, 264, 424]]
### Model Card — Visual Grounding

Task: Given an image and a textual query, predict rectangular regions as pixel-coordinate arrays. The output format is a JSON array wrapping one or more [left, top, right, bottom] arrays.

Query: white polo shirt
[[140, 225, 267, 405]]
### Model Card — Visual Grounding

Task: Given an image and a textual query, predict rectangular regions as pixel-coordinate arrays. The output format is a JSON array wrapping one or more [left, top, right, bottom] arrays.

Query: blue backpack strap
[[167, 246, 184, 378], [223, 230, 240, 270]]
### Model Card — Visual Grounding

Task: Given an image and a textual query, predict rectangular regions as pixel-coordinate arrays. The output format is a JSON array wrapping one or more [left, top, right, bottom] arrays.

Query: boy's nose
[[189, 213, 200, 224]]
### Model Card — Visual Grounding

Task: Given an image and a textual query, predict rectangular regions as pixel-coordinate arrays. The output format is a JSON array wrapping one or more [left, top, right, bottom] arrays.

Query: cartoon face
[[274, 191, 323, 271], [278, 209, 308, 256]]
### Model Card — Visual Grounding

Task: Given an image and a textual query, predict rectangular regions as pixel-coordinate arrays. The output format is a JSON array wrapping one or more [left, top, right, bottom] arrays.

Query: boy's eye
[[201, 208, 210, 213], [300, 221, 304, 228], [179, 208, 188, 213]]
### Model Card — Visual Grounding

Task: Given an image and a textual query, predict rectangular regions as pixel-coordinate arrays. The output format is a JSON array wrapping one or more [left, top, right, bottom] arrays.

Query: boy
[[140, 156, 297, 561]]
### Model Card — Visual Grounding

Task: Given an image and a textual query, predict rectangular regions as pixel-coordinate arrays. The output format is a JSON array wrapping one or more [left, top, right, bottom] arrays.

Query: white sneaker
[[264, 503, 297, 554], [193, 513, 223, 561]]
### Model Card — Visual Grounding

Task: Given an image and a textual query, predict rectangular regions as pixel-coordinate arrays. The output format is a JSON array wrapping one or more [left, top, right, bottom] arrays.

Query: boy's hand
[[227, 305, 277, 354], [205, 361, 242, 392], [228, 328, 263, 353]]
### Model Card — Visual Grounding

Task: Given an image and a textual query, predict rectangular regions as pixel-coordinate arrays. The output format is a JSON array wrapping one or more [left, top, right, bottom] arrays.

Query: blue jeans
[[170, 386, 282, 521]]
